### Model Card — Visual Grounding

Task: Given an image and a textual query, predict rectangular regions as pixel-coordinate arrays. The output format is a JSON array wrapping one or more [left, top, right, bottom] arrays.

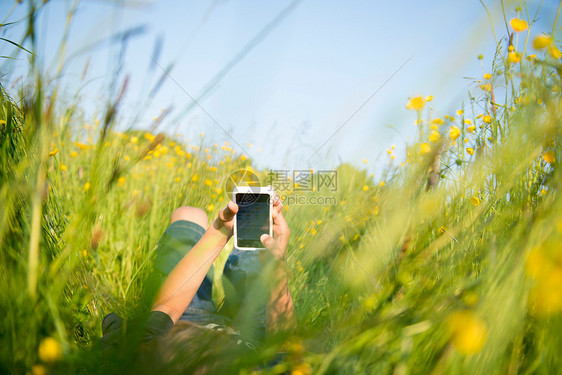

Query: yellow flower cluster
[[447, 310, 487, 355], [510, 18, 528, 32], [38, 337, 63, 363], [406, 96, 425, 111], [533, 34, 562, 59], [526, 243, 562, 316]]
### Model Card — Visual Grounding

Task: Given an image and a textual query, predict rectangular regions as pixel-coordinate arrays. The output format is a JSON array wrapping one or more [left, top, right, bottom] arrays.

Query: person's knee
[[170, 206, 208, 228]]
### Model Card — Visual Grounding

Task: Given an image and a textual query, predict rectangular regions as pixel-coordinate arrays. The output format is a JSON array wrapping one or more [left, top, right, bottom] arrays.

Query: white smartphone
[[233, 186, 273, 250]]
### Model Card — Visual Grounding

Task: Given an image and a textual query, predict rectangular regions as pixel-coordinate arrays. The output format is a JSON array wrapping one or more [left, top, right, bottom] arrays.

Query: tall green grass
[[1, 2, 562, 374]]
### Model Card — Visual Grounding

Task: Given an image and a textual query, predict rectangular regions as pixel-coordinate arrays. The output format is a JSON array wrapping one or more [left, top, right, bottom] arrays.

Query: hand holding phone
[[233, 186, 274, 250], [212, 200, 239, 238], [259, 207, 290, 262]]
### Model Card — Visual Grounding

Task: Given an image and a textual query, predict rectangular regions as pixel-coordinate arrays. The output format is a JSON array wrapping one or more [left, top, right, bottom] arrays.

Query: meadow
[[1, 3, 562, 374]]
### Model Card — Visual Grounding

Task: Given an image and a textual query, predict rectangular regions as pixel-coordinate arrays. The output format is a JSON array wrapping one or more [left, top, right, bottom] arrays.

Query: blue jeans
[[147, 220, 266, 340]]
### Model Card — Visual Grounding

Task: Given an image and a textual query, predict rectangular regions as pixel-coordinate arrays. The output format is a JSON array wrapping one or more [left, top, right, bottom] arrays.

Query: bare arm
[[265, 252, 296, 335], [260, 205, 296, 335], [151, 202, 238, 323]]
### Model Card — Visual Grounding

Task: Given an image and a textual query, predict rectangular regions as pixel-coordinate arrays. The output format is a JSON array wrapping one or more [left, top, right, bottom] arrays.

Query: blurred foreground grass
[[1, 4, 562, 374]]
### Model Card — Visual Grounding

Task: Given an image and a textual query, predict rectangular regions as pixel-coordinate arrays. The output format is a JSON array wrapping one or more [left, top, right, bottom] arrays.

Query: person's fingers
[[268, 186, 283, 212], [272, 211, 290, 249], [219, 201, 238, 222], [274, 210, 288, 229], [260, 234, 279, 251]]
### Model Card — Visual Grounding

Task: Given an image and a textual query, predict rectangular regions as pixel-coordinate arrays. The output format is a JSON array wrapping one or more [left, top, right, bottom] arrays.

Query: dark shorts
[[146, 220, 266, 340]]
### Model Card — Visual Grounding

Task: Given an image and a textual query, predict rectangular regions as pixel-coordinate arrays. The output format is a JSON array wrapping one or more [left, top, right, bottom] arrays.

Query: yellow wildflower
[[432, 118, 444, 125], [526, 246, 551, 279], [75, 142, 88, 150], [466, 147, 475, 155], [84, 182, 91, 192], [447, 311, 487, 355], [483, 73, 491, 80], [362, 158, 368, 164], [526, 245, 562, 315], [144, 133, 155, 141], [456, 109, 464, 116], [430, 124, 439, 130], [510, 18, 528, 32], [420, 142, 431, 155], [533, 34, 551, 49], [479, 83, 492, 92], [379, 181, 385, 187], [191, 174, 199, 182], [429, 130, 440, 143], [70, 151, 78, 158], [407, 96, 425, 110], [482, 115, 492, 124], [362, 185, 369, 191], [38, 337, 63, 363], [118, 177, 126, 187], [470, 196, 480, 206], [207, 204, 214, 212], [425, 95, 433, 102], [463, 291, 479, 307], [240, 154, 247, 161], [449, 126, 461, 141], [130, 136, 138, 144], [466, 126, 476, 134], [528, 272, 562, 316], [543, 151, 555, 164], [204, 179, 213, 187], [548, 44, 562, 59], [60, 164, 67, 171], [32, 364, 46, 375], [508, 52, 521, 63]]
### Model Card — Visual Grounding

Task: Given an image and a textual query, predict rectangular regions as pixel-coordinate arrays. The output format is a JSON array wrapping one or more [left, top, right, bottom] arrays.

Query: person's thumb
[[260, 234, 277, 250]]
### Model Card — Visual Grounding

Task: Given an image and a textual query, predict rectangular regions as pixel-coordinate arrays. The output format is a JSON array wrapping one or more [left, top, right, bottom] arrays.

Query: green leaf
[[0, 37, 33, 55]]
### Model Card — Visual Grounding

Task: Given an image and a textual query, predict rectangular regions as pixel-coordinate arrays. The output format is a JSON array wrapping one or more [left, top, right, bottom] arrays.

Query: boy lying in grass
[[100, 194, 295, 372]]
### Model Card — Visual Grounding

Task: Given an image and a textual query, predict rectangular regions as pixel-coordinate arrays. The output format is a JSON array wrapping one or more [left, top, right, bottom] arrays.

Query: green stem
[[552, 0, 562, 37]]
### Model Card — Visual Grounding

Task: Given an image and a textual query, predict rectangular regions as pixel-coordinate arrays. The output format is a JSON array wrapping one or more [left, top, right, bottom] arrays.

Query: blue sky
[[1, 0, 559, 173]]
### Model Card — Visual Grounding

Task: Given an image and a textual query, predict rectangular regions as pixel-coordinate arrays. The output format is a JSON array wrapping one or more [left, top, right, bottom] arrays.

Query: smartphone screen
[[235, 193, 270, 248]]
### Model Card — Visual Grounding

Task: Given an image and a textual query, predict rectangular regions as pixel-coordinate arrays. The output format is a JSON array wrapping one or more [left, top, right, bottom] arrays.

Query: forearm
[[152, 223, 228, 323], [266, 260, 296, 335]]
